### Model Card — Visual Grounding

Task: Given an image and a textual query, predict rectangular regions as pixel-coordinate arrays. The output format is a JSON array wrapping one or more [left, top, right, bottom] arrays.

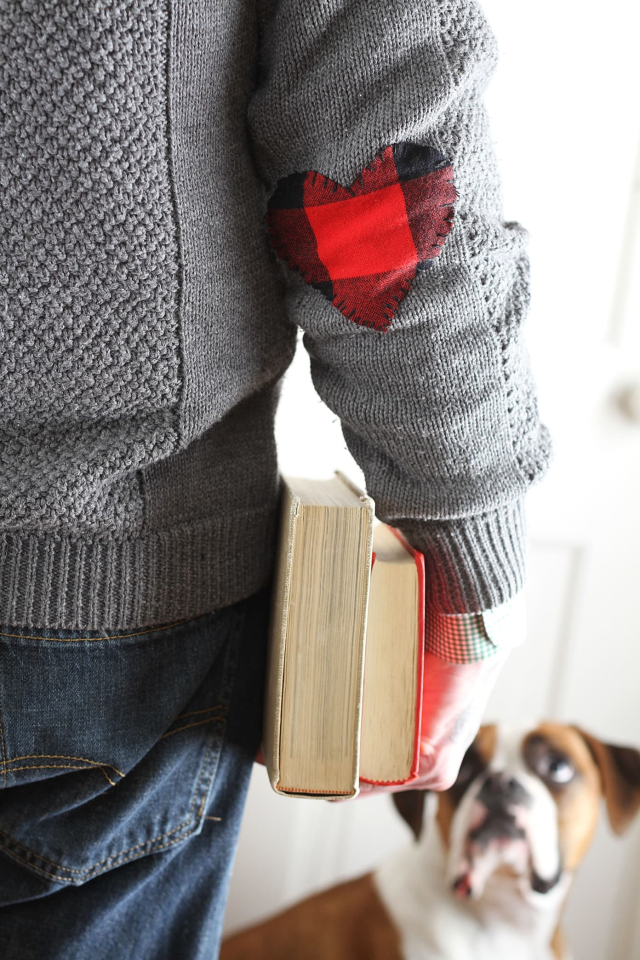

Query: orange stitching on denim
[[160, 717, 224, 740], [174, 705, 225, 721], [0, 712, 220, 876], [0, 779, 197, 875], [81, 820, 203, 882], [0, 822, 202, 884], [0, 629, 234, 879], [0, 618, 192, 643], [205, 816, 221, 822], [5, 764, 117, 786], [0, 829, 92, 874], [1, 755, 125, 778]]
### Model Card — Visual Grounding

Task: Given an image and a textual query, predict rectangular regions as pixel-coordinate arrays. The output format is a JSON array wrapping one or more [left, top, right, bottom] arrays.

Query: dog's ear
[[392, 789, 427, 840], [574, 726, 640, 835]]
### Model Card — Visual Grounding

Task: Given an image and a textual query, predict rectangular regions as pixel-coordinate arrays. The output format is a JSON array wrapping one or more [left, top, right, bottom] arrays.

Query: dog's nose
[[478, 772, 529, 808]]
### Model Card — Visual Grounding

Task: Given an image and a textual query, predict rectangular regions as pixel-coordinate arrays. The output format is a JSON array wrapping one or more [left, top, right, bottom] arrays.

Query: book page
[[278, 504, 371, 794], [359, 530, 419, 783]]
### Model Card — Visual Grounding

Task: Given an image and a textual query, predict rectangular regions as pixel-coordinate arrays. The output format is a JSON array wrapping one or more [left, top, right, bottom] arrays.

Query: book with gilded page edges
[[263, 471, 375, 799], [359, 523, 425, 786], [263, 471, 425, 798]]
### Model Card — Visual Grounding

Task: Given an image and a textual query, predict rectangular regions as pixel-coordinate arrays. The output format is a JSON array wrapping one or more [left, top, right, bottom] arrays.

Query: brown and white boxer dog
[[220, 722, 640, 960]]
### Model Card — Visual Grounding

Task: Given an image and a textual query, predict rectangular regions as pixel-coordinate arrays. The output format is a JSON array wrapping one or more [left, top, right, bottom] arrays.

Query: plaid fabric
[[425, 591, 527, 664], [266, 142, 457, 332]]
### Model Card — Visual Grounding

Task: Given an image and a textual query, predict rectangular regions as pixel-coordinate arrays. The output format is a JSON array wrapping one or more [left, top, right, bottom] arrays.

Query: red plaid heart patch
[[266, 143, 457, 332]]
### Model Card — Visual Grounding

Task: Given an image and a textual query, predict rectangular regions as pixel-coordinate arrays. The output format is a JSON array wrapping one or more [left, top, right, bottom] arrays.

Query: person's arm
[[248, 0, 550, 787]]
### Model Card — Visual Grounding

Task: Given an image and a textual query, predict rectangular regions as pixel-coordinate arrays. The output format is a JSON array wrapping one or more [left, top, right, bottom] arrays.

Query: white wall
[[225, 2, 640, 955]]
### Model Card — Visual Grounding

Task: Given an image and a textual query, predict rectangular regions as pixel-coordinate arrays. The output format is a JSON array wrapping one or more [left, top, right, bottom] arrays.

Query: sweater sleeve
[[247, 0, 551, 614]]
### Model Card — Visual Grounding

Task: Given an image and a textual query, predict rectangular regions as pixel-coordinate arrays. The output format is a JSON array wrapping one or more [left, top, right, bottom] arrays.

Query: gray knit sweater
[[0, 0, 550, 630]]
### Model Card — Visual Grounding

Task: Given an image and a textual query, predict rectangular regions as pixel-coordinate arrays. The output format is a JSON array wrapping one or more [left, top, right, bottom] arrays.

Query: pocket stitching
[[0, 728, 219, 881], [2, 764, 118, 787], [1, 755, 125, 779], [160, 714, 225, 740], [0, 824, 205, 884], [0, 618, 192, 644], [172, 705, 226, 721], [0, 605, 247, 883]]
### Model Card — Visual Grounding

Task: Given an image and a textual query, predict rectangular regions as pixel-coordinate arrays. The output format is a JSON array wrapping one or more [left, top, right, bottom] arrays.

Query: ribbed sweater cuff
[[0, 507, 278, 632], [397, 499, 527, 615]]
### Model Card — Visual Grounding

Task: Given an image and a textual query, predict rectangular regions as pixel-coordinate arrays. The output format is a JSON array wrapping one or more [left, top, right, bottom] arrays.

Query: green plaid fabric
[[425, 591, 526, 664]]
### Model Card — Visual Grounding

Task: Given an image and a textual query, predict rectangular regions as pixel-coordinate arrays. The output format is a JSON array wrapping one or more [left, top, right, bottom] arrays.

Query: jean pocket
[[0, 600, 247, 890]]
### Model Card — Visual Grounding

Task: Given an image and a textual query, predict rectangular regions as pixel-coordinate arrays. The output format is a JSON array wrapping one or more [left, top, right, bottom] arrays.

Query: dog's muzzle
[[451, 769, 562, 900]]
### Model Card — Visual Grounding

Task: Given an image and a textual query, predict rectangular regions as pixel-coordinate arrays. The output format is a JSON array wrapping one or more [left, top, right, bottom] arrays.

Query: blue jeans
[[0, 583, 271, 959]]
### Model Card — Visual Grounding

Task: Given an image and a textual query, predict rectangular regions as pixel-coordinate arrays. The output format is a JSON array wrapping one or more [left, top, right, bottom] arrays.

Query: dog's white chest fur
[[374, 822, 569, 960]]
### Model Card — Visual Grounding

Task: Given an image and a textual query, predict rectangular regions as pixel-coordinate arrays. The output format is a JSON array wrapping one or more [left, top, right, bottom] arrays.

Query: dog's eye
[[538, 752, 576, 786], [524, 735, 577, 788]]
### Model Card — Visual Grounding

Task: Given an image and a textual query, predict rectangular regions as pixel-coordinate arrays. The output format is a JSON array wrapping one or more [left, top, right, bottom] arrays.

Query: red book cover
[[359, 525, 425, 786]]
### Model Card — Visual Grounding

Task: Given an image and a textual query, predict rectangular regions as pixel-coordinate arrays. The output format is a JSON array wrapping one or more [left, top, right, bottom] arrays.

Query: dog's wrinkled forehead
[[449, 724, 549, 816], [455, 723, 587, 798]]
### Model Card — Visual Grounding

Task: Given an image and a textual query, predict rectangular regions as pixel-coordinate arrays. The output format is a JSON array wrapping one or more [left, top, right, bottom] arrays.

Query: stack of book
[[263, 471, 425, 799]]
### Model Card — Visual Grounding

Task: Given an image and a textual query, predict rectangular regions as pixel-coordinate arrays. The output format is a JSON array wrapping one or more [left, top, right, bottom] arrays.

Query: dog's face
[[394, 722, 640, 902]]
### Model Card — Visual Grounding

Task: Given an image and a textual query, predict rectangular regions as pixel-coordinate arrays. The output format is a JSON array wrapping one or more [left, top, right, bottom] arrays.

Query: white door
[[224, 3, 640, 957]]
